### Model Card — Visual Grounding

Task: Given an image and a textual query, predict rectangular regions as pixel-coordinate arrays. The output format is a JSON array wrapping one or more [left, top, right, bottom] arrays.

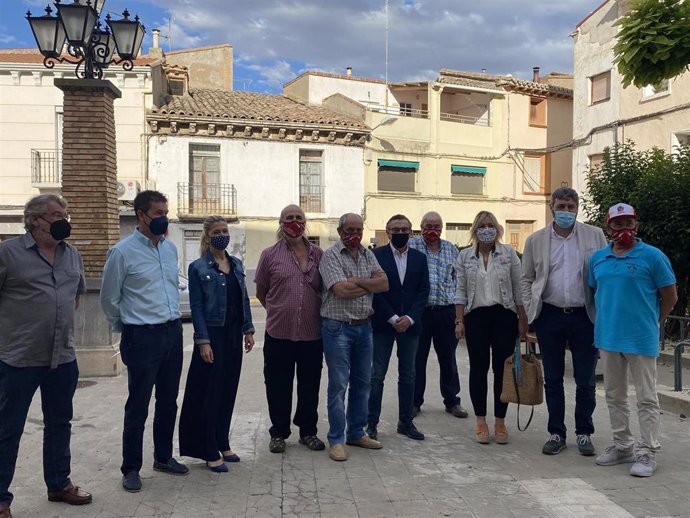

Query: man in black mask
[[101, 190, 188, 493], [0, 194, 91, 518], [367, 214, 430, 441]]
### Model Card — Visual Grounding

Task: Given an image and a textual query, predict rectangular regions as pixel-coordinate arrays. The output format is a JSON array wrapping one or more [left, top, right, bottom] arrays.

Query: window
[[307, 236, 320, 247], [377, 159, 418, 192], [299, 150, 323, 212], [400, 103, 412, 116], [672, 132, 690, 154], [446, 223, 472, 247], [506, 221, 534, 252], [522, 153, 550, 194], [641, 79, 670, 100], [169, 79, 185, 96], [529, 97, 547, 127], [189, 144, 221, 212], [588, 153, 604, 170], [590, 71, 611, 105], [450, 165, 485, 195]]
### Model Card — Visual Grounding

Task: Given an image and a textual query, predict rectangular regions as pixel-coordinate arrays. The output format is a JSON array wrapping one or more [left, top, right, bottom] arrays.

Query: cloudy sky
[[6, 0, 603, 92]]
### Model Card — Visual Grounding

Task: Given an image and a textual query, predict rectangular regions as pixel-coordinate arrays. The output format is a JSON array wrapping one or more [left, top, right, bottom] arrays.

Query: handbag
[[500, 337, 544, 431]]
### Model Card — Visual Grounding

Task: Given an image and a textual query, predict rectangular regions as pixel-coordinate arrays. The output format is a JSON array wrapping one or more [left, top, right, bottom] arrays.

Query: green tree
[[613, 0, 690, 88], [583, 141, 690, 321]]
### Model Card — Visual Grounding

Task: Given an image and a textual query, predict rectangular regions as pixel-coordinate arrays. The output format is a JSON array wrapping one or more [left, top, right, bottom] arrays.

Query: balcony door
[[189, 144, 221, 214], [299, 150, 324, 213]]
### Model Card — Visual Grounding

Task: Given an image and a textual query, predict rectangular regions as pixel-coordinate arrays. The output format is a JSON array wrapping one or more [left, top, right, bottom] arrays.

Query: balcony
[[177, 182, 237, 219], [299, 185, 325, 213], [31, 149, 62, 187]]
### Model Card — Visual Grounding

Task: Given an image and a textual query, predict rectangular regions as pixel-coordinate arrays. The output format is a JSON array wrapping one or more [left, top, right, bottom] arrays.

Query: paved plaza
[[9, 304, 690, 518]]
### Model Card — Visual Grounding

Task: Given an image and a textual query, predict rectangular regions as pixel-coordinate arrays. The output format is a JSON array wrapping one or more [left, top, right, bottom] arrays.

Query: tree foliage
[[613, 0, 690, 88], [583, 141, 690, 319]]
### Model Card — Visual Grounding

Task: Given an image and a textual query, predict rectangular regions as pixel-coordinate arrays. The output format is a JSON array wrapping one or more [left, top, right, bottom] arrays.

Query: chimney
[[152, 29, 160, 49], [482, 68, 487, 74], [532, 66, 541, 82], [346, 66, 352, 77]]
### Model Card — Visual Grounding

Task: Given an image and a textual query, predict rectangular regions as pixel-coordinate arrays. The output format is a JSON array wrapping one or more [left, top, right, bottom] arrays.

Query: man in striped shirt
[[255, 205, 325, 454]]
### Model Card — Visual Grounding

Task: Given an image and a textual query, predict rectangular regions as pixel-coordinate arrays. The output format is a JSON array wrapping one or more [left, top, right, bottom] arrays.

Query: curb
[[658, 387, 690, 417]]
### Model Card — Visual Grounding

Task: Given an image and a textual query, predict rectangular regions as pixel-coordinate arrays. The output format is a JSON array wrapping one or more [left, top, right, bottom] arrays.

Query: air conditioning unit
[[117, 180, 140, 201]]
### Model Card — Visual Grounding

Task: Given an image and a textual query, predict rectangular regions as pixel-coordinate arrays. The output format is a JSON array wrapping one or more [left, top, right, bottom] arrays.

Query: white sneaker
[[630, 453, 657, 477], [595, 445, 634, 466]]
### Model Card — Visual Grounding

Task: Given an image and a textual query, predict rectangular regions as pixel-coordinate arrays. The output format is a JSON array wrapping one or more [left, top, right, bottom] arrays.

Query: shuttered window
[[590, 71, 611, 104], [377, 160, 418, 192]]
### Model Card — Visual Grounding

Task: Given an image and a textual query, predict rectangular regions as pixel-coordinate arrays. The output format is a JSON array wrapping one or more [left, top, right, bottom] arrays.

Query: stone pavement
[[9, 304, 690, 518]]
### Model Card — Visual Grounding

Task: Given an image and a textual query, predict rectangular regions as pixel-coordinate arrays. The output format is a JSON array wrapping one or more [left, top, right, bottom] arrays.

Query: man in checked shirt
[[255, 205, 326, 455]]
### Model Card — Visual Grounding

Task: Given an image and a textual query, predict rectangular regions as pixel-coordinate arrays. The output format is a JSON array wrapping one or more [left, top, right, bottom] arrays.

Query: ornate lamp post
[[26, 0, 145, 79]]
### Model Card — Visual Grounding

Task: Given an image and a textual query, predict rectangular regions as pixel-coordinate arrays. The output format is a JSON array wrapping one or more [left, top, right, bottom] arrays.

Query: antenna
[[385, 0, 389, 108]]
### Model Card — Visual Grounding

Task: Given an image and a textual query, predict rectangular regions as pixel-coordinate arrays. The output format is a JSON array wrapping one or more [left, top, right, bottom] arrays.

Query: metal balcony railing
[[299, 185, 325, 213], [31, 149, 62, 185], [177, 182, 237, 218]]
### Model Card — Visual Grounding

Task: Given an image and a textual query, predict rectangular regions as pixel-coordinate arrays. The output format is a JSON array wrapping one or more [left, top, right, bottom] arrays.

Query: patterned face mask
[[210, 234, 230, 250], [610, 228, 636, 248], [476, 227, 497, 244]]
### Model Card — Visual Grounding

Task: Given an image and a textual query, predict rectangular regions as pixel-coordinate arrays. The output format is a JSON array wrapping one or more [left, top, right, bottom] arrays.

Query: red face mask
[[282, 220, 305, 238], [342, 232, 362, 249], [422, 228, 441, 243], [611, 228, 637, 248]]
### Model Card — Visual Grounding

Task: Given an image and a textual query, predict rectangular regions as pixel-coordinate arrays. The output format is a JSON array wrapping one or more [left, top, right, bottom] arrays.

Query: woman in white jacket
[[454, 211, 527, 445]]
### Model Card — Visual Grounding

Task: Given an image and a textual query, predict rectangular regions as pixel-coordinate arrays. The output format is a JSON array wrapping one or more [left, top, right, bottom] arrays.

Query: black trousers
[[464, 305, 518, 418], [263, 332, 323, 439], [414, 305, 461, 409]]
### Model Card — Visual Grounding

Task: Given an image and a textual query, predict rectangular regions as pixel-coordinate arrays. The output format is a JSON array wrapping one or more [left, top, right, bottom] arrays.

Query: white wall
[[307, 75, 389, 106]]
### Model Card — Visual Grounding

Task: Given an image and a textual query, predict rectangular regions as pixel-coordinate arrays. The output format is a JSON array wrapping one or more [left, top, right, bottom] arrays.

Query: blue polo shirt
[[588, 240, 676, 357]]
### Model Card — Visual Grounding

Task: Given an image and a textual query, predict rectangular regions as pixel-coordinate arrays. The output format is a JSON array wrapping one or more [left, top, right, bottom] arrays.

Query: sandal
[[495, 424, 509, 445], [299, 435, 326, 451], [475, 423, 490, 444]]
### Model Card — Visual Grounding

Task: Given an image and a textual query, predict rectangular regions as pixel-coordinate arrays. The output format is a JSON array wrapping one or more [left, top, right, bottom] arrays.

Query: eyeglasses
[[43, 211, 70, 222], [387, 227, 411, 234]]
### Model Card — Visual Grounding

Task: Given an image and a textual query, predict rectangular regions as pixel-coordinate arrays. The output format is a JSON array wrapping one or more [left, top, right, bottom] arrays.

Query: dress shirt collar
[[389, 242, 408, 257], [133, 228, 166, 248]]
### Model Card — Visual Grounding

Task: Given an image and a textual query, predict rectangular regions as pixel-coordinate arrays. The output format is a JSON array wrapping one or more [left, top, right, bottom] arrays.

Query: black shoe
[[577, 434, 596, 456], [542, 434, 567, 455], [412, 406, 421, 418], [299, 435, 325, 451], [269, 436, 286, 453], [122, 471, 142, 492], [397, 421, 425, 440], [366, 423, 378, 440], [445, 404, 469, 418], [152, 458, 189, 476]]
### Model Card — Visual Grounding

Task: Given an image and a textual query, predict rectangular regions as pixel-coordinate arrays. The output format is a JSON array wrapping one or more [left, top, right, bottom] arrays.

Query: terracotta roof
[[439, 68, 573, 98], [150, 89, 369, 130], [284, 70, 385, 88], [0, 48, 154, 66]]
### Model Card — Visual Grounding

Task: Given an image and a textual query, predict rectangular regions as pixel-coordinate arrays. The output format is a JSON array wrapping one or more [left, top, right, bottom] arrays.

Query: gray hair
[[24, 194, 67, 231], [337, 213, 361, 230], [420, 211, 443, 227], [550, 187, 579, 206]]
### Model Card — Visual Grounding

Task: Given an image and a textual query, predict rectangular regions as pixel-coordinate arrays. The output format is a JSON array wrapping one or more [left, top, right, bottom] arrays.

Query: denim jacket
[[188, 251, 254, 344], [455, 243, 523, 315]]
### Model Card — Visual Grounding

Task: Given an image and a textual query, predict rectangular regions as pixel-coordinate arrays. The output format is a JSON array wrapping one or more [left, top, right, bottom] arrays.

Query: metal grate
[[31, 149, 62, 185], [177, 182, 237, 217]]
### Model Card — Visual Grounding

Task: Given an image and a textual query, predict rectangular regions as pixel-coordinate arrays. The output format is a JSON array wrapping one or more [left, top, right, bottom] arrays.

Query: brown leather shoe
[[345, 436, 383, 449], [0, 502, 11, 518], [47, 482, 92, 505]]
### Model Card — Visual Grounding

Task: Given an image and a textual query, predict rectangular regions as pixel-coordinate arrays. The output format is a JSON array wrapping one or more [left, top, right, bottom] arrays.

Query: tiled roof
[[150, 89, 369, 130], [0, 48, 155, 65], [439, 68, 573, 98]]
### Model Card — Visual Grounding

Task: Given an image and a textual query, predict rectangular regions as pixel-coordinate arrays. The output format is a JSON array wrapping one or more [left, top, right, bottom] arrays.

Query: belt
[[544, 303, 585, 314], [128, 319, 180, 330], [340, 318, 369, 326], [426, 304, 454, 311]]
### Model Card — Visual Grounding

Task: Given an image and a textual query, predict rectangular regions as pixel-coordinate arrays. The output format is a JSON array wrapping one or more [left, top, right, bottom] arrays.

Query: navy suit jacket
[[372, 245, 430, 336]]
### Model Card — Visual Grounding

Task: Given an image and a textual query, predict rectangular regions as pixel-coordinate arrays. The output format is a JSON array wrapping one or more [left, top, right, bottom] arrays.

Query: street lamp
[[26, 0, 146, 80]]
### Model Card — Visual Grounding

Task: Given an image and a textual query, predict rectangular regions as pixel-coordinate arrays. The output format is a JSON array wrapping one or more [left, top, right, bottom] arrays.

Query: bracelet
[[455, 320, 464, 325]]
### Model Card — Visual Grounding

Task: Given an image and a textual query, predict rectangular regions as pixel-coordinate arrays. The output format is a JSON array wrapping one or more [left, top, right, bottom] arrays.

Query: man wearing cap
[[589, 203, 677, 477], [521, 187, 606, 456]]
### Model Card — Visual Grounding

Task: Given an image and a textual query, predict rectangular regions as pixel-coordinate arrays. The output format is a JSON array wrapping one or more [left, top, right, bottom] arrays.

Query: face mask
[[422, 228, 440, 243], [210, 234, 230, 251], [390, 233, 409, 248], [610, 228, 637, 248], [282, 220, 305, 238], [42, 217, 71, 241], [476, 227, 497, 244], [554, 211, 576, 229], [145, 215, 169, 236], [342, 232, 362, 249]]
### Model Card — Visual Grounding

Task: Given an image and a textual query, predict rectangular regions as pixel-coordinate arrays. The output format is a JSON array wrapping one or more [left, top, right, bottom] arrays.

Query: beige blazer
[[520, 221, 606, 324]]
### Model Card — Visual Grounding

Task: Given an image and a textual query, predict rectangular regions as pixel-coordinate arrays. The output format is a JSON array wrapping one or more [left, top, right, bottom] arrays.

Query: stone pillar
[[55, 78, 124, 376]]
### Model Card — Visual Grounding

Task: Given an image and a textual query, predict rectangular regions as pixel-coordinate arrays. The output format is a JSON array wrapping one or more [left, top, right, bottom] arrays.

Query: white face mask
[[476, 227, 497, 243]]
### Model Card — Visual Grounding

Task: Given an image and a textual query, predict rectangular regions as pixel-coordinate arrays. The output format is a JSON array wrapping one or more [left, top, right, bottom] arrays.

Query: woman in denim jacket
[[454, 211, 527, 445], [179, 216, 255, 472]]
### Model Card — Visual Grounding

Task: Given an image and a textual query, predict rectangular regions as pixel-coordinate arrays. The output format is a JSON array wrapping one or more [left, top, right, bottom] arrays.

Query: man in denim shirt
[[101, 191, 188, 492]]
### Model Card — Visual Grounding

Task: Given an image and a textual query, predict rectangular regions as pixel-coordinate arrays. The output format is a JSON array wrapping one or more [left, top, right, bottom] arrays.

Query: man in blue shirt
[[589, 203, 677, 478], [101, 191, 188, 492]]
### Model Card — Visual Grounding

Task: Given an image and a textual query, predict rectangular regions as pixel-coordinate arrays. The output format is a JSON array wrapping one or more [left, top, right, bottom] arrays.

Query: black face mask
[[142, 213, 169, 236], [390, 233, 410, 249], [41, 217, 71, 241]]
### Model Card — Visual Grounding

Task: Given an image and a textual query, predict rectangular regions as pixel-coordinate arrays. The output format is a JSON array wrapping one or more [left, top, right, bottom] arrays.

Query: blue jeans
[[368, 332, 419, 426], [322, 318, 373, 445], [0, 360, 79, 506], [120, 320, 183, 474], [534, 304, 598, 439]]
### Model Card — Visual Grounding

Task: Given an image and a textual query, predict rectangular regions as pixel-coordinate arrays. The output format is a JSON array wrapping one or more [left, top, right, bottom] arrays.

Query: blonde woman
[[179, 216, 255, 472], [454, 211, 527, 444]]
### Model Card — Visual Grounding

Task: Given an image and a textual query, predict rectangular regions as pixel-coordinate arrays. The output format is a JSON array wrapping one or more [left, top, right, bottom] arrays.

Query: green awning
[[378, 159, 420, 170], [451, 165, 486, 175]]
